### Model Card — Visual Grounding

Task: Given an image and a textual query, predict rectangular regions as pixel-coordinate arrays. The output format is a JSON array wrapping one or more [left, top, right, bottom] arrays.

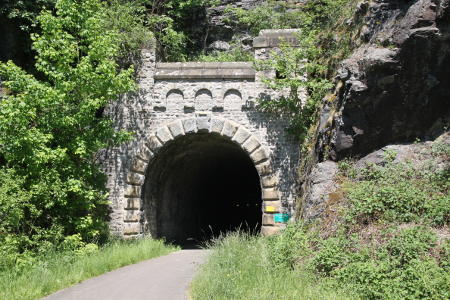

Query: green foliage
[[0, 0, 57, 30], [0, 238, 178, 300], [267, 222, 312, 269], [145, 0, 217, 61], [102, 0, 154, 66], [195, 47, 253, 62], [255, 33, 333, 140], [330, 226, 449, 300], [226, 0, 360, 140], [0, 0, 136, 269], [345, 162, 449, 226], [191, 231, 352, 300], [195, 148, 450, 300], [224, 0, 304, 36]]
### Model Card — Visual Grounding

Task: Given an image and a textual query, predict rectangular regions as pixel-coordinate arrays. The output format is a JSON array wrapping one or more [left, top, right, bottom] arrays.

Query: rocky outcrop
[[205, 0, 262, 49], [300, 0, 450, 221], [318, 0, 450, 161]]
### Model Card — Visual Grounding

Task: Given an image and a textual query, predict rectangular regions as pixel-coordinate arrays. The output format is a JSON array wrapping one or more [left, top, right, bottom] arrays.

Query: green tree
[[0, 0, 136, 268]]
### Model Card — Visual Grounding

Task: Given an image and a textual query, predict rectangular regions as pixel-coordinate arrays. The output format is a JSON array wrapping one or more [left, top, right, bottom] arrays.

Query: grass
[[192, 141, 450, 300], [191, 231, 353, 300], [0, 238, 179, 300]]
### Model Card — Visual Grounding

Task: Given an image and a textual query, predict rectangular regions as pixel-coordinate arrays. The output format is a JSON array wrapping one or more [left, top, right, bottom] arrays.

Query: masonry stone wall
[[102, 30, 302, 238]]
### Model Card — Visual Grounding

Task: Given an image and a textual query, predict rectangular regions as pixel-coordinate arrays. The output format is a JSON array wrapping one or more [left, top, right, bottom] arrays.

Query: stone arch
[[123, 117, 281, 237], [194, 88, 213, 111]]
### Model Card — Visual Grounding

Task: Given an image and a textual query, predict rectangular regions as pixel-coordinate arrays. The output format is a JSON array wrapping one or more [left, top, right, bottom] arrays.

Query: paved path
[[44, 249, 209, 300]]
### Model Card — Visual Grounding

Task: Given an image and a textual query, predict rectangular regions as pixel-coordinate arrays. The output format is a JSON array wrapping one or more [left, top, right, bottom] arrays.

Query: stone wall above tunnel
[[101, 30, 302, 239]]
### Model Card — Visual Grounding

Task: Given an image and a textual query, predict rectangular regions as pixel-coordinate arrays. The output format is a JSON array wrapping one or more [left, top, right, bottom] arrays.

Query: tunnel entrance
[[143, 133, 262, 245]]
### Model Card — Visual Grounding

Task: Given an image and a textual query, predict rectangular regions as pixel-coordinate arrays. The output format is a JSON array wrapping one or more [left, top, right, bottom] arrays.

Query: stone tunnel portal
[[143, 133, 262, 245]]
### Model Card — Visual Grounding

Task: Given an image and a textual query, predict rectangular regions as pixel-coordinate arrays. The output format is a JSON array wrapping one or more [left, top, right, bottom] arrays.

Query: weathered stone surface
[[250, 147, 269, 164], [124, 185, 142, 198], [146, 135, 163, 152], [182, 118, 198, 134], [123, 222, 141, 235], [137, 144, 153, 162], [261, 225, 281, 236], [196, 117, 211, 132], [125, 210, 141, 223], [232, 126, 251, 144], [130, 158, 147, 174], [262, 214, 275, 226], [102, 30, 301, 237], [302, 161, 339, 222], [314, 0, 450, 160], [156, 126, 173, 144], [262, 188, 279, 200], [168, 120, 185, 138], [126, 172, 145, 186], [222, 120, 239, 138], [261, 175, 278, 188], [243, 136, 261, 154], [210, 118, 225, 133], [125, 198, 141, 210], [264, 200, 281, 213], [256, 161, 273, 176], [208, 40, 231, 51]]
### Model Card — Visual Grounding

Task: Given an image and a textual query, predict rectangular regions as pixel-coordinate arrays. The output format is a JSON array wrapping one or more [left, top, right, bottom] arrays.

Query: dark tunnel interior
[[143, 133, 262, 246]]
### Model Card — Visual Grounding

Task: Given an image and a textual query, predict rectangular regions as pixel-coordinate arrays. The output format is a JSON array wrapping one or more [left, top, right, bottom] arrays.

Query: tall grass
[[191, 232, 353, 300], [0, 238, 178, 300]]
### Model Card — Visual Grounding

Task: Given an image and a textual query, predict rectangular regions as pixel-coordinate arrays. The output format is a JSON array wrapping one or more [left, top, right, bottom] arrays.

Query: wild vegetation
[[193, 145, 450, 299], [0, 238, 178, 300]]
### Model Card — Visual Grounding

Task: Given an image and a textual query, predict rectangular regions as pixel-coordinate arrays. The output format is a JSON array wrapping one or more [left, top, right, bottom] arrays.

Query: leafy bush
[[0, 0, 138, 268], [267, 222, 312, 269], [195, 47, 253, 62], [345, 162, 449, 226]]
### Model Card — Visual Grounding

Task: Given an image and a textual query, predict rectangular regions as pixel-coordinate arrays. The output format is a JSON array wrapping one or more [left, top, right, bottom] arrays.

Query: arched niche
[[195, 89, 213, 111], [224, 89, 243, 110]]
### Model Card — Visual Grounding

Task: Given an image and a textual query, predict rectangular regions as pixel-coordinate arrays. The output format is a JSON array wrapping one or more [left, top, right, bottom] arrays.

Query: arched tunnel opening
[[143, 133, 262, 246]]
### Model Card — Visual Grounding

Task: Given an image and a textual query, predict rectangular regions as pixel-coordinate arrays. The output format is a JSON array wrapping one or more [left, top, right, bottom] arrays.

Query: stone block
[[222, 120, 239, 138], [196, 117, 211, 132], [156, 126, 173, 144], [124, 185, 142, 198], [126, 172, 145, 185], [262, 214, 275, 226], [253, 37, 268, 48], [264, 200, 281, 213], [232, 127, 251, 144], [210, 118, 225, 133], [261, 226, 281, 236], [125, 210, 141, 222], [168, 120, 185, 138], [251, 147, 269, 164], [137, 144, 153, 162], [262, 188, 279, 200], [146, 135, 163, 152], [123, 222, 141, 235], [256, 161, 273, 176], [261, 175, 278, 188], [125, 198, 141, 210], [243, 137, 261, 154], [183, 118, 197, 134], [130, 158, 147, 174]]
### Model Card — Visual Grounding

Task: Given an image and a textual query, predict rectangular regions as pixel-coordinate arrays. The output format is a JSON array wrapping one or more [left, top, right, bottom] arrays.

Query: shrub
[[345, 162, 449, 226], [0, 0, 139, 268]]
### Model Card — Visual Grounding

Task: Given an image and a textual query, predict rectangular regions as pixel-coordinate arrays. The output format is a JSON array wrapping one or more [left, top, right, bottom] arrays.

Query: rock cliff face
[[300, 0, 450, 221], [204, 0, 262, 52], [319, 0, 450, 160]]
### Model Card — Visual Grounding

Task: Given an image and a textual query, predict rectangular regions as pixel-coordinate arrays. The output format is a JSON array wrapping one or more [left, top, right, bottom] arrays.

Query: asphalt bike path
[[43, 249, 209, 300]]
